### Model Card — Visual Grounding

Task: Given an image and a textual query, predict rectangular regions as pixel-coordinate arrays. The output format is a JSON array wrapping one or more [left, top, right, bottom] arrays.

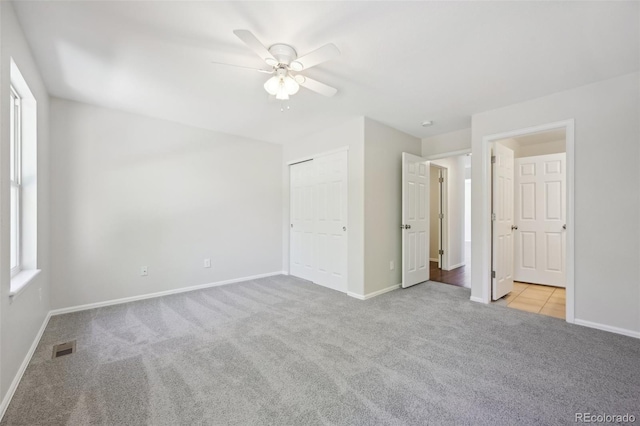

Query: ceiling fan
[[212, 30, 340, 100]]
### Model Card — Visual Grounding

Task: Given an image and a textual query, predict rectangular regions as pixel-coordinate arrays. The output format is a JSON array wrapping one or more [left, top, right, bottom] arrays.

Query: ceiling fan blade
[[211, 61, 273, 74], [292, 43, 340, 70], [297, 76, 338, 97], [233, 29, 277, 65]]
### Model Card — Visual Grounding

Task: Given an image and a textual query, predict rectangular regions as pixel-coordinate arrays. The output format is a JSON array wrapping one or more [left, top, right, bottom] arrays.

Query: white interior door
[[290, 160, 316, 282], [514, 153, 566, 287], [314, 151, 348, 292], [492, 143, 515, 300], [289, 151, 348, 292], [402, 153, 430, 288]]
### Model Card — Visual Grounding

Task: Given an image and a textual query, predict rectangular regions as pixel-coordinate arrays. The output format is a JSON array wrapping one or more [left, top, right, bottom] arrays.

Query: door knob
[[405, 224, 411, 230], [562, 224, 566, 230], [511, 225, 518, 230], [343, 226, 346, 231]]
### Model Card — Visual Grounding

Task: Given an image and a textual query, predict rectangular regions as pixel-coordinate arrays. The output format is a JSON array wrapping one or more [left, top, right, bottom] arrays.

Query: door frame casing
[[477, 120, 575, 323]]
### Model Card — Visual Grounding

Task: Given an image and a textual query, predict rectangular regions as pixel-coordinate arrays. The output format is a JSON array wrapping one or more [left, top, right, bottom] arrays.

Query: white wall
[[50, 98, 283, 309], [431, 155, 466, 270], [363, 118, 421, 294], [422, 128, 471, 157], [0, 0, 51, 407], [497, 137, 566, 158], [471, 72, 640, 334], [517, 138, 565, 158], [282, 117, 365, 296]]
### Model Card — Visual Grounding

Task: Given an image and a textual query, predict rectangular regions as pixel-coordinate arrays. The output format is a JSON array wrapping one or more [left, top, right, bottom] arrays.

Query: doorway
[[423, 153, 471, 288], [429, 164, 446, 269], [464, 157, 471, 274], [485, 123, 574, 320]]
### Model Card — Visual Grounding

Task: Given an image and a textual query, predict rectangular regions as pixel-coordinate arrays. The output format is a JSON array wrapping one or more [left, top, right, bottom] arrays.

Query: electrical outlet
[[390, 260, 395, 270], [204, 258, 211, 268], [141, 266, 148, 276]]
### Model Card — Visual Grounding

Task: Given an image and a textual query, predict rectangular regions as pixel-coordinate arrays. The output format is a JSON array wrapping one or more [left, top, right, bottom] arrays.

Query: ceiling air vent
[[52, 340, 76, 359]]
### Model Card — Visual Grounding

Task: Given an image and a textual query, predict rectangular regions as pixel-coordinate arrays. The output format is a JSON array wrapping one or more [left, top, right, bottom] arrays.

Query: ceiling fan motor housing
[[268, 44, 298, 66]]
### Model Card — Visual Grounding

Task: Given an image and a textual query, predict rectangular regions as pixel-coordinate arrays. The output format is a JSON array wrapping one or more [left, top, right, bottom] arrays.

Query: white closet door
[[290, 160, 316, 282], [314, 151, 348, 292], [492, 142, 515, 300], [402, 153, 430, 288], [289, 151, 348, 293], [514, 153, 566, 287]]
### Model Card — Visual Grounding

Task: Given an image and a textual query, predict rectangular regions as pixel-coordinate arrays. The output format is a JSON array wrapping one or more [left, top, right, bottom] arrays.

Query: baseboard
[[346, 291, 365, 300], [429, 258, 439, 262], [0, 311, 51, 421], [348, 283, 400, 301], [50, 271, 284, 316], [470, 296, 487, 304], [447, 262, 465, 270], [280, 270, 289, 276], [574, 319, 640, 339]]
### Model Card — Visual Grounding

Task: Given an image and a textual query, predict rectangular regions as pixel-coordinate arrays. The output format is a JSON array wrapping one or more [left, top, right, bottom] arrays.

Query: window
[[9, 59, 39, 296], [10, 86, 22, 276]]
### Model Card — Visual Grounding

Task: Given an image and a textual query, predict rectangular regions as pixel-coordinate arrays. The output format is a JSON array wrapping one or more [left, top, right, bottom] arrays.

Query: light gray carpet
[[2, 275, 639, 425]]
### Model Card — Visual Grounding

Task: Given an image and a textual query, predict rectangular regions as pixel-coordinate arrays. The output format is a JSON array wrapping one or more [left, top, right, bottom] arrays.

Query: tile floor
[[495, 282, 566, 319]]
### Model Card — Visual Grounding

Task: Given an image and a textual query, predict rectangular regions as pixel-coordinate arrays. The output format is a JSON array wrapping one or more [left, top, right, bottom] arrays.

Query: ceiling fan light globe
[[265, 58, 278, 67], [264, 76, 280, 95], [290, 61, 303, 71], [275, 90, 289, 100], [284, 76, 300, 95]]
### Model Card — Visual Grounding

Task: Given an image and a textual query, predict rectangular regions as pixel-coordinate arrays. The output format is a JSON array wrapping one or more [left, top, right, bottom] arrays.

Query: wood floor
[[429, 261, 470, 287]]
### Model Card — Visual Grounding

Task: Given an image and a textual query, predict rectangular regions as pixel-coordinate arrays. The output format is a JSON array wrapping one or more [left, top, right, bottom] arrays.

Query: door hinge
[[491, 270, 496, 279], [491, 213, 496, 221], [438, 249, 444, 255], [438, 213, 444, 219], [491, 155, 496, 164], [438, 177, 444, 183]]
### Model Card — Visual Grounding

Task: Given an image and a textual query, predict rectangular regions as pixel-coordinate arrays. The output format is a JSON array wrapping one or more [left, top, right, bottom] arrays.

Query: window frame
[[10, 85, 22, 277]]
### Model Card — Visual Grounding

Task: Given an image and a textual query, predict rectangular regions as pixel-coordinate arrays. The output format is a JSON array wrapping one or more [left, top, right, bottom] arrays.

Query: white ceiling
[[12, 1, 639, 144]]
